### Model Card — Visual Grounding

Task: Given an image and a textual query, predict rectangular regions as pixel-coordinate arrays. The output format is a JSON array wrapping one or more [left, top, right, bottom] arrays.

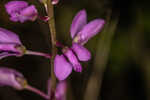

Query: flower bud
[[0, 27, 26, 59], [0, 67, 27, 90]]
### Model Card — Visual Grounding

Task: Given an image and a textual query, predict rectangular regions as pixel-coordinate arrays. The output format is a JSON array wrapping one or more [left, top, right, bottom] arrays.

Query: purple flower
[[0, 27, 24, 59], [0, 67, 50, 99], [0, 27, 51, 59], [5, 1, 38, 23], [54, 10, 105, 81], [71, 10, 105, 45], [69, 10, 104, 62], [0, 67, 26, 90]]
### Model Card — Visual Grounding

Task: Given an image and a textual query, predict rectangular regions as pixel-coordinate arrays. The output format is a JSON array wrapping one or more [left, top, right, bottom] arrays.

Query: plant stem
[[26, 50, 51, 58], [25, 85, 49, 99], [46, 0, 57, 99]]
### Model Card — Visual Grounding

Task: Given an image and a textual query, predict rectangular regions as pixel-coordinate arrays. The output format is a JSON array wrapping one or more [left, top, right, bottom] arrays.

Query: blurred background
[[0, 0, 149, 100]]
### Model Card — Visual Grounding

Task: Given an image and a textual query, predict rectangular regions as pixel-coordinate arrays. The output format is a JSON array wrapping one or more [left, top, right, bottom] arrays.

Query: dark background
[[0, 0, 149, 100]]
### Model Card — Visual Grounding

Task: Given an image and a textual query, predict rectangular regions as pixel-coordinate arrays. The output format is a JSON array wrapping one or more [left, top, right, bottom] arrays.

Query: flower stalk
[[46, 0, 57, 99], [26, 50, 51, 58], [25, 85, 49, 99]]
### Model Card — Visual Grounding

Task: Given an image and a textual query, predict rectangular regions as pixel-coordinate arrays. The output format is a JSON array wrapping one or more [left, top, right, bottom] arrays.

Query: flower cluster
[[0, 0, 105, 100], [0, 67, 66, 100], [54, 10, 105, 81]]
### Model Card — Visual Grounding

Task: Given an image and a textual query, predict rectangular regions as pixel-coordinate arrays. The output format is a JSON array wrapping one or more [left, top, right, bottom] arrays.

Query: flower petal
[[55, 81, 67, 100], [0, 44, 18, 52], [0, 67, 25, 90], [20, 5, 38, 22], [77, 19, 105, 45], [54, 55, 72, 81], [0, 27, 21, 44], [72, 43, 91, 61], [5, 1, 28, 15], [63, 48, 82, 72], [70, 10, 87, 39], [52, 0, 59, 5], [0, 52, 18, 60]]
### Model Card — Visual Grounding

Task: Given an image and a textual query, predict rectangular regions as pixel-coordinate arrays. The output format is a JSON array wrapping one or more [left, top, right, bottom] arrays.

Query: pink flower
[[5, 1, 38, 23], [0, 67, 50, 99], [0, 27, 51, 59], [0, 67, 26, 90], [54, 10, 105, 81], [71, 10, 105, 45]]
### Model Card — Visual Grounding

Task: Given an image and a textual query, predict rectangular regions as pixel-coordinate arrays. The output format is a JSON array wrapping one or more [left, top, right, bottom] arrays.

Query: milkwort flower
[[0, 67, 49, 99], [5, 1, 38, 23], [54, 10, 105, 81], [0, 27, 50, 59]]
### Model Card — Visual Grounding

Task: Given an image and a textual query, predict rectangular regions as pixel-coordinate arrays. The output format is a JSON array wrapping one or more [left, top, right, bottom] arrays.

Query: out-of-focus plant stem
[[84, 10, 119, 100], [129, 9, 149, 100], [46, 0, 57, 99]]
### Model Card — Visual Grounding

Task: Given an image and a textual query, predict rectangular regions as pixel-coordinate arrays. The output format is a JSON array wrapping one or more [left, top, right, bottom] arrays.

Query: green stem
[[46, 0, 57, 99]]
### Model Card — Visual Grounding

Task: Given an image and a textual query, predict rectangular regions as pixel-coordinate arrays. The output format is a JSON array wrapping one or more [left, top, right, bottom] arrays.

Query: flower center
[[15, 45, 26, 56]]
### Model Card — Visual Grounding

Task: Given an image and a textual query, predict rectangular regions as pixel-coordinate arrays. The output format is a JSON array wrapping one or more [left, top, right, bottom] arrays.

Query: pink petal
[[55, 81, 67, 100], [20, 5, 38, 22], [54, 55, 72, 81], [78, 19, 105, 45], [70, 10, 87, 39], [0, 52, 18, 60], [72, 43, 91, 61], [63, 48, 82, 72], [5, 1, 28, 15], [0, 27, 21, 44]]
